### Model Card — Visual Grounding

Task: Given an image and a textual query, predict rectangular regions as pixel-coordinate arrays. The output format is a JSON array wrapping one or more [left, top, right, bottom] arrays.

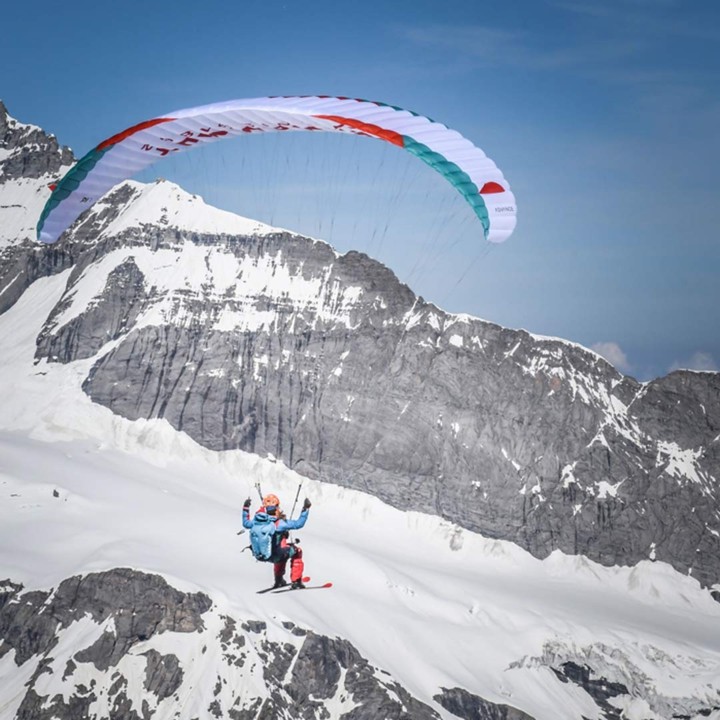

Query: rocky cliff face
[[0, 568, 531, 720], [0, 100, 73, 184], [1, 101, 719, 596]]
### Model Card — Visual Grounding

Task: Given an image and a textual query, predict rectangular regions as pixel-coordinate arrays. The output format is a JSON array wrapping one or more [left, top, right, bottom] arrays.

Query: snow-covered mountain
[[1, 101, 720, 720]]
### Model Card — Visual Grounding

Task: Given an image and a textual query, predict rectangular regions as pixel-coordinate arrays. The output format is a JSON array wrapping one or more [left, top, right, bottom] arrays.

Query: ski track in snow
[[1, 274, 720, 720]]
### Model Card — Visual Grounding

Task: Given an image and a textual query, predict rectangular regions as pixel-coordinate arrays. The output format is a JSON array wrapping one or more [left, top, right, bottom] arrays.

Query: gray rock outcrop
[[435, 687, 535, 720], [0, 99, 73, 182]]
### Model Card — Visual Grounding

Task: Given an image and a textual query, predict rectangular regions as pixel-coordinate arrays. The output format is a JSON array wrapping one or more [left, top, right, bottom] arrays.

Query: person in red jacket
[[243, 493, 312, 589]]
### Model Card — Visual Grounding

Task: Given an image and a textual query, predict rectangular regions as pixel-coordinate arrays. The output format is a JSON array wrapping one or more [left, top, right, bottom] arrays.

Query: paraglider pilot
[[243, 493, 312, 589]]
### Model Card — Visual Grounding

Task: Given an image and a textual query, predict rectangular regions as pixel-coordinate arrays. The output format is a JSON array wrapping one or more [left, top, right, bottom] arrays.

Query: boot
[[273, 576, 288, 589], [291, 579, 306, 589]]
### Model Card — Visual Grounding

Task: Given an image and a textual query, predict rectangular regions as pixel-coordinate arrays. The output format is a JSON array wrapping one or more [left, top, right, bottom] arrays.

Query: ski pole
[[290, 480, 304, 519]]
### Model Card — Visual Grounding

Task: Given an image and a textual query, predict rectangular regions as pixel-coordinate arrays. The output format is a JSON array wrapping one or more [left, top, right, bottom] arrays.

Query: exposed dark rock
[[37, 256, 151, 362], [0, 578, 23, 612], [0, 240, 79, 317], [143, 649, 183, 700], [0, 568, 210, 668], [14, 687, 99, 720], [0, 588, 52, 665], [288, 634, 346, 702], [242, 619, 267, 634], [434, 686, 535, 720], [0, 99, 73, 181], [552, 662, 628, 720]]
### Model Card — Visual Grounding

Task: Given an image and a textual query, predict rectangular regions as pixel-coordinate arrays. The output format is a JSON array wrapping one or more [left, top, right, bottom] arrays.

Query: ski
[[257, 576, 310, 594], [270, 582, 333, 594]]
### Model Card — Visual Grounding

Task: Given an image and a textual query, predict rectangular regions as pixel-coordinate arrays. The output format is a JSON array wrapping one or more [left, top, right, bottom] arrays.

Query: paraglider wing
[[37, 96, 517, 244]]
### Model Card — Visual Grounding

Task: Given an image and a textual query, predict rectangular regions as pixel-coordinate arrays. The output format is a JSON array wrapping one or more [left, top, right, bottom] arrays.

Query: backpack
[[249, 512, 279, 561]]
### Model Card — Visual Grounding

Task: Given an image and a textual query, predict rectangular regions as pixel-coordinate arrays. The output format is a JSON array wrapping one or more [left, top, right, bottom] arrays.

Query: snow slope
[[0, 176, 57, 246], [2, 276, 720, 719], [93, 179, 283, 240]]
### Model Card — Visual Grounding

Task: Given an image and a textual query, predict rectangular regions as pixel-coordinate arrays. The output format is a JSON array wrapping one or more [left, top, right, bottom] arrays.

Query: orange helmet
[[263, 493, 280, 509]]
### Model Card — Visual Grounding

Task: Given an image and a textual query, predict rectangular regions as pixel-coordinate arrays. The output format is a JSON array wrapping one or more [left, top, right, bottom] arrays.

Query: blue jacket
[[243, 507, 309, 561], [242, 507, 309, 532]]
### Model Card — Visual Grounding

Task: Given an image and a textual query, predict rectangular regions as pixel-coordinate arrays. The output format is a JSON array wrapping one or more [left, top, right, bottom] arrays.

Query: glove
[[302, 498, 312, 510], [243, 497, 252, 509]]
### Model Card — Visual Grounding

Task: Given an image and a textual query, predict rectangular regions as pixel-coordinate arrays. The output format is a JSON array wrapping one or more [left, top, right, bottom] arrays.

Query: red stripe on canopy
[[314, 115, 404, 147], [96, 117, 175, 151]]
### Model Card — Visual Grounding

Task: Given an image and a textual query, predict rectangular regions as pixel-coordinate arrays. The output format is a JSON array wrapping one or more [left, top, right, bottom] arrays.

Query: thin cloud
[[669, 352, 719, 373], [401, 25, 528, 66], [551, 0, 720, 42], [591, 342, 632, 373], [400, 23, 641, 73], [400, 3, 719, 86]]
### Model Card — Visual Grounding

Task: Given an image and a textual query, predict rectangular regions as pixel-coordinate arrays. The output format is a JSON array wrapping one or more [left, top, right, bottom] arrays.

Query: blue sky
[[4, 0, 719, 380]]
